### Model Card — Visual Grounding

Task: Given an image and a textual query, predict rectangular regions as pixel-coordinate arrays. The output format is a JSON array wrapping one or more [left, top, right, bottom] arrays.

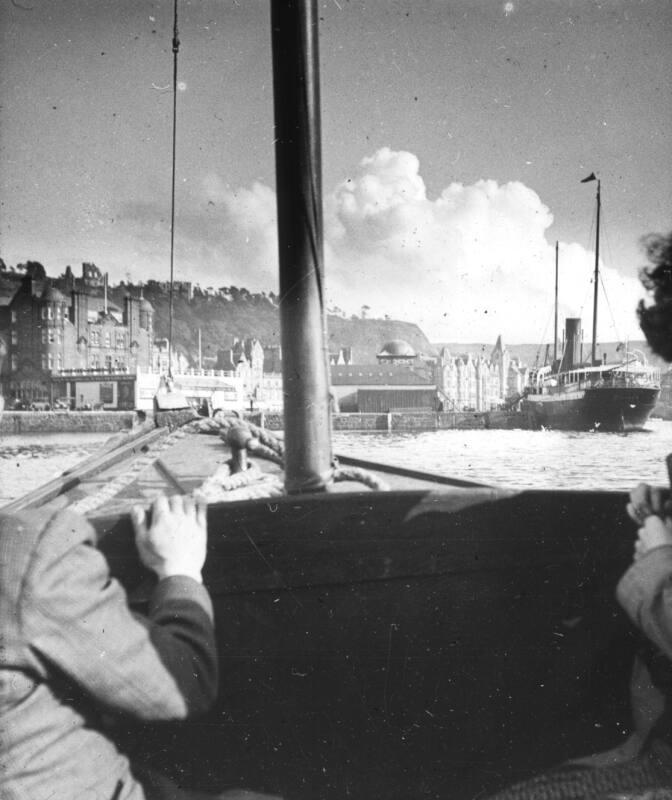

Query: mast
[[167, 0, 180, 379], [580, 172, 600, 365], [591, 180, 601, 365], [271, 0, 332, 493], [553, 241, 558, 363]]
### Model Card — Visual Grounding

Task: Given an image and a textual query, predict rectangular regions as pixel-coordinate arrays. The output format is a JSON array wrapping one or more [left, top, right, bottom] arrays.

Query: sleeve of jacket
[[18, 507, 219, 720], [616, 545, 672, 661]]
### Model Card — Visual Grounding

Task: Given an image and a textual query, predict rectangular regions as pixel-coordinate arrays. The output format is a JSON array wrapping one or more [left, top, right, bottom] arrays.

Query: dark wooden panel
[[98, 488, 640, 799]]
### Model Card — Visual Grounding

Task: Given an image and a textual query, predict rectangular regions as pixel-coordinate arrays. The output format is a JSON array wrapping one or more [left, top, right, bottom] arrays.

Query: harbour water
[[336, 417, 672, 492], [2, 420, 672, 507], [0, 433, 112, 507]]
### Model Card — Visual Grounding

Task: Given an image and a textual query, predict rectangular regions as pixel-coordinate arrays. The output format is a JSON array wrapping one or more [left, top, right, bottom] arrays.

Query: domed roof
[[140, 298, 153, 312], [41, 285, 67, 304], [378, 339, 416, 357]]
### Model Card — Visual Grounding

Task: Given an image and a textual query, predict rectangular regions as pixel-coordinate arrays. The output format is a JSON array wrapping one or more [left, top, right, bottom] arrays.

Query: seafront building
[[0, 263, 527, 413], [330, 338, 528, 413], [1, 265, 154, 408]]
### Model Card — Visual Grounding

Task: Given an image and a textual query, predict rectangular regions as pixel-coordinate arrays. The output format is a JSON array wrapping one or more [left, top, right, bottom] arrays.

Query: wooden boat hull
[[522, 385, 660, 431], [95, 486, 641, 799]]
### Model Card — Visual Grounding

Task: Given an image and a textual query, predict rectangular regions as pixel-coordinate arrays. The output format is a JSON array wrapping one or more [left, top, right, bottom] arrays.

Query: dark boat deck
[[3, 420, 658, 798]]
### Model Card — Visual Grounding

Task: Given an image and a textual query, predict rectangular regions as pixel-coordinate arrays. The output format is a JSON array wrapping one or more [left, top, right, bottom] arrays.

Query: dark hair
[[637, 231, 672, 362]]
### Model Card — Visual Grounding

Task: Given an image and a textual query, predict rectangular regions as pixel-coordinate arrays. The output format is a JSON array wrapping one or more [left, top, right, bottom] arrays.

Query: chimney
[[560, 318, 582, 371]]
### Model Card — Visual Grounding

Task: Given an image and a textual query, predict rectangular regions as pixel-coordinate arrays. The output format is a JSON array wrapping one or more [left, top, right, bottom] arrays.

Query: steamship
[[522, 317, 660, 432], [521, 177, 660, 432]]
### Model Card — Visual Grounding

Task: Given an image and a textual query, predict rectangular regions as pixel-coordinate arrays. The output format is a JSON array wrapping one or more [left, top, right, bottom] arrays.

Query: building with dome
[[331, 339, 439, 412], [331, 337, 513, 413], [376, 339, 418, 364], [2, 267, 155, 408]]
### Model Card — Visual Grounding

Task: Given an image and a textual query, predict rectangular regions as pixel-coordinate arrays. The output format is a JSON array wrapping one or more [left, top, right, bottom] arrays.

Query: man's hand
[[634, 514, 672, 560], [627, 482, 670, 525], [131, 495, 207, 583]]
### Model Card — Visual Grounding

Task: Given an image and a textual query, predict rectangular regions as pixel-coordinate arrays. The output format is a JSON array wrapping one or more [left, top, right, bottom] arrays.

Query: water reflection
[[333, 419, 672, 492]]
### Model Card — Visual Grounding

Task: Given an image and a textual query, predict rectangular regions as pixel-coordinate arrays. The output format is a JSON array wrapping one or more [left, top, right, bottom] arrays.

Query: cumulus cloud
[[117, 147, 643, 344], [324, 147, 641, 343]]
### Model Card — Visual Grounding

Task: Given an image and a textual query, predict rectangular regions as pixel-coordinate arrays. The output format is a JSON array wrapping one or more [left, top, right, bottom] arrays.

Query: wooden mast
[[271, 0, 332, 493], [553, 241, 558, 363], [591, 179, 601, 365]]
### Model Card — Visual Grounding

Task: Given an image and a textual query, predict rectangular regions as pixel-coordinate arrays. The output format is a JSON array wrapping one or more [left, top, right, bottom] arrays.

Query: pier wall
[[247, 411, 493, 432], [1, 409, 531, 436], [0, 411, 136, 436]]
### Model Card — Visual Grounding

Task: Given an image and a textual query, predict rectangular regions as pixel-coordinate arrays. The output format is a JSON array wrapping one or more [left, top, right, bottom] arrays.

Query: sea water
[[2, 421, 672, 508], [0, 432, 112, 507], [334, 417, 672, 492]]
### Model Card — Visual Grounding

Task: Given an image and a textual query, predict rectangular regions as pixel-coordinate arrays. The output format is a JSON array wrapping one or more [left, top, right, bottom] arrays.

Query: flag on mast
[[581, 172, 597, 183]]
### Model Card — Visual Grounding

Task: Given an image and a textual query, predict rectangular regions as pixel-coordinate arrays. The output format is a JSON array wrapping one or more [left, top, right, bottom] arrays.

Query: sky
[[1, 0, 671, 344]]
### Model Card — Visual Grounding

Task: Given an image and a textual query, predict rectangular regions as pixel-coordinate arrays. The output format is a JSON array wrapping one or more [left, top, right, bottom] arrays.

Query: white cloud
[[324, 147, 642, 343], [115, 148, 644, 344]]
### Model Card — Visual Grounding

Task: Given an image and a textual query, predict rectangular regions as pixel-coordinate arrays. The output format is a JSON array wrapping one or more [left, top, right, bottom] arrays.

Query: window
[[41, 307, 47, 320], [116, 332, 125, 349], [57, 353, 63, 370], [42, 354, 48, 369], [105, 355, 113, 370], [47, 353, 53, 370], [104, 331, 111, 348], [90, 329, 100, 347], [47, 306, 53, 320], [11, 355, 17, 371], [11, 330, 18, 346], [11, 310, 17, 323], [100, 383, 114, 404]]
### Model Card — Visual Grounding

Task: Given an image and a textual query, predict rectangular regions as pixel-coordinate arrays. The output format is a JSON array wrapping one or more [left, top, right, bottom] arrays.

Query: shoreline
[[0, 409, 533, 435], [0, 411, 137, 436]]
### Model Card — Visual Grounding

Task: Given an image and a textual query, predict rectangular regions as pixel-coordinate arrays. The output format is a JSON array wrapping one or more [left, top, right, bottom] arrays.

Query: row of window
[[41, 354, 63, 370], [9, 309, 62, 325], [42, 329, 63, 345], [10, 354, 128, 373], [9, 322, 126, 350], [40, 306, 64, 320], [89, 356, 127, 371], [9, 329, 60, 346], [90, 330, 126, 349]]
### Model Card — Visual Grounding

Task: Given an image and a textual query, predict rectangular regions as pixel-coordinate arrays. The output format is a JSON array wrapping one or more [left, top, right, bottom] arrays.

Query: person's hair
[[637, 231, 672, 362]]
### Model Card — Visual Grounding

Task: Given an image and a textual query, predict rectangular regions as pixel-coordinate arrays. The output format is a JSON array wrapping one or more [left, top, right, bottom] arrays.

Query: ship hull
[[522, 385, 660, 432]]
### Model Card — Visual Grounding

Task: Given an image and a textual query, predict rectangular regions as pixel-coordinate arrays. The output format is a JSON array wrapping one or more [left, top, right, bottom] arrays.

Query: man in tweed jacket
[[0, 494, 278, 800]]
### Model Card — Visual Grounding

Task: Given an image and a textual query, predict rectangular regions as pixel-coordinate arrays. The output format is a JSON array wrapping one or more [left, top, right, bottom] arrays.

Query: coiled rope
[[193, 412, 389, 500]]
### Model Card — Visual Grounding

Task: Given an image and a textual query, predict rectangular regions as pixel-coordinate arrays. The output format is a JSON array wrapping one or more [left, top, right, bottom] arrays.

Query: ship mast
[[167, 0, 179, 380], [553, 240, 558, 363], [591, 179, 601, 365], [271, 0, 332, 494], [580, 172, 601, 365]]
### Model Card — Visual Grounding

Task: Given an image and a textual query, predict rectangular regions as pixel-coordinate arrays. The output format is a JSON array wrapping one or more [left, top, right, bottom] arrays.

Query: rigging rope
[[194, 413, 390, 496], [167, 0, 179, 380]]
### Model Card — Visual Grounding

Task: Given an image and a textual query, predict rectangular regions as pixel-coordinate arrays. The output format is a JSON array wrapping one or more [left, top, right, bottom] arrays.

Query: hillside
[[1, 262, 663, 371], [112, 284, 436, 366]]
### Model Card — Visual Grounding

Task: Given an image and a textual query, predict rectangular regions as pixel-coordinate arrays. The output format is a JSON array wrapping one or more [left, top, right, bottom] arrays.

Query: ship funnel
[[560, 318, 582, 370]]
